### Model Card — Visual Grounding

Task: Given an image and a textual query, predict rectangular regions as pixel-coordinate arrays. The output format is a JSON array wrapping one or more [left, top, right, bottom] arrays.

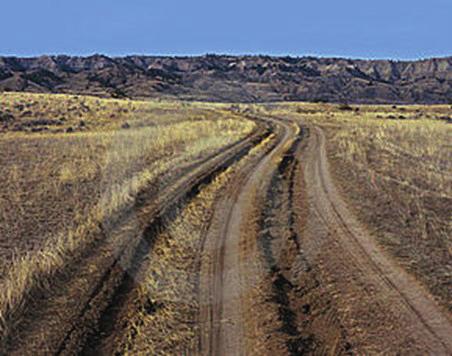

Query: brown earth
[[300, 126, 452, 354], [197, 117, 452, 354]]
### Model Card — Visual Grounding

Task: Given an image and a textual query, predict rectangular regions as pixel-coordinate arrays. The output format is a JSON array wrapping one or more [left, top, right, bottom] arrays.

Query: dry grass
[[268, 103, 452, 310], [0, 92, 256, 343], [0, 92, 206, 133], [107, 133, 276, 355], [2, 93, 450, 347], [328, 118, 451, 310]]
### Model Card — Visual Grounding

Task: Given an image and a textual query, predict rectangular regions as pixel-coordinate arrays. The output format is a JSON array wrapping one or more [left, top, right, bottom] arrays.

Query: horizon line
[[1, 51, 451, 62]]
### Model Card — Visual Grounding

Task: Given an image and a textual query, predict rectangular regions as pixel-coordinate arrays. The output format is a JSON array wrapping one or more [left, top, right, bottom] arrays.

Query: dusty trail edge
[[197, 119, 452, 355], [303, 125, 452, 354], [197, 116, 300, 355], [7, 122, 271, 355]]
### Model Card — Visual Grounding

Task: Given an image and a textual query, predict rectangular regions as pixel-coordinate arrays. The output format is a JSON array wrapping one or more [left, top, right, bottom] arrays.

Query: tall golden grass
[[0, 93, 256, 342]]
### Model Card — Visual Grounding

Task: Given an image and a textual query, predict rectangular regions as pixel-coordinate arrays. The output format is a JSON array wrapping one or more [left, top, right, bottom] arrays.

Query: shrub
[[338, 104, 353, 111]]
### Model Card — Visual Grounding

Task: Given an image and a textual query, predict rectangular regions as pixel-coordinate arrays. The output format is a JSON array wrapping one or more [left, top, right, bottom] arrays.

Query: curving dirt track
[[4, 122, 271, 355], [300, 126, 452, 354], [196, 117, 452, 355], [5, 115, 452, 355], [197, 117, 300, 355]]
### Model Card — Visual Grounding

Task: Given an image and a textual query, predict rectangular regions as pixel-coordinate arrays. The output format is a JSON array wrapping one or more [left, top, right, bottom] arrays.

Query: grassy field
[[267, 102, 452, 310], [1, 93, 450, 352], [0, 92, 256, 341]]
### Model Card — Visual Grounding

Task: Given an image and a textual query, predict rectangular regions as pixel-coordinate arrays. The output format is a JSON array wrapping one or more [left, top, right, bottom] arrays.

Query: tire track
[[197, 117, 302, 355], [75, 126, 272, 355], [302, 125, 452, 354], [254, 124, 353, 355], [7, 124, 270, 356], [256, 126, 314, 354]]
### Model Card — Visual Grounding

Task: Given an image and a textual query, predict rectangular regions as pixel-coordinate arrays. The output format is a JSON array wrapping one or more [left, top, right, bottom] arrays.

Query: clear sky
[[1, 0, 451, 59]]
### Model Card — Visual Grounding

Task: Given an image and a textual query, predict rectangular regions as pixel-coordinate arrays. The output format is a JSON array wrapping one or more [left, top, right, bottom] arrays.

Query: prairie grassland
[[0, 92, 256, 341], [270, 103, 452, 310], [0, 92, 209, 133]]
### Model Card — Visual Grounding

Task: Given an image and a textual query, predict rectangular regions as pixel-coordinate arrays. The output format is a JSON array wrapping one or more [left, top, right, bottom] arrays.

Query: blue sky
[[1, 0, 450, 59]]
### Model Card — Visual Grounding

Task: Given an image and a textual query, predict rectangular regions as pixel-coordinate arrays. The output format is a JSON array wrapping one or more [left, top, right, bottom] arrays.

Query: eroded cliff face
[[0, 55, 451, 103]]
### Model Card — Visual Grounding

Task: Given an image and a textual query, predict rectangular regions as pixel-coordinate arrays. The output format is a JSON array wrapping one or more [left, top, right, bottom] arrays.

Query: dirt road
[[300, 126, 452, 354], [5, 123, 270, 355], [6, 115, 451, 355], [197, 118, 300, 355], [197, 118, 452, 355]]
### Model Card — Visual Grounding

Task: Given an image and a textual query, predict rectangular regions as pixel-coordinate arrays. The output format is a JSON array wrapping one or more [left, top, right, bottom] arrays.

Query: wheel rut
[[76, 127, 272, 355], [9, 115, 452, 355], [301, 125, 452, 354], [6, 124, 270, 356], [196, 118, 346, 355], [197, 117, 297, 355]]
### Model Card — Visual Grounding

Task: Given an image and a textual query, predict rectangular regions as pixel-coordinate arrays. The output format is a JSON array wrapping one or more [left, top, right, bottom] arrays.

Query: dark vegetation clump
[[439, 116, 452, 124], [229, 104, 241, 112], [0, 69, 13, 81], [338, 104, 353, 111], [31, 127, 48, 133], [21, 110, 33, 117], [23, 69, 63, 88], [0, 110, 15, 123], [312, 98, 328, 103], [112, 88, 128, 99], [22, 118, 64, 127]]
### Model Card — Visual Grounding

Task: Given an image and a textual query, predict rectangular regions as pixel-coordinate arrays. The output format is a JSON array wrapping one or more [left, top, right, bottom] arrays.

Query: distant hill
[[0, 54, 451, 103]]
